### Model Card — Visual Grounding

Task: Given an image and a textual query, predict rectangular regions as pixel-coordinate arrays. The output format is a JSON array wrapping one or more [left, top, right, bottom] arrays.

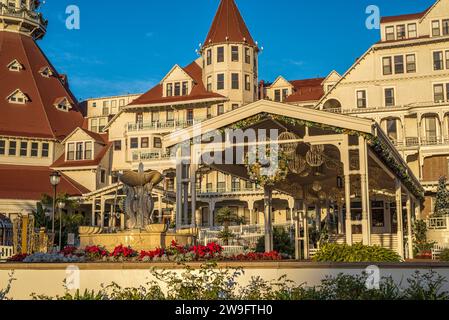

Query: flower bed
[[6, 241, 283, 263]]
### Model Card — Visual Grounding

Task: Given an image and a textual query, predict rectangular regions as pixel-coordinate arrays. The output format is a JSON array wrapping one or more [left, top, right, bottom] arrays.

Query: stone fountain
[[79, 163, 195, 251]]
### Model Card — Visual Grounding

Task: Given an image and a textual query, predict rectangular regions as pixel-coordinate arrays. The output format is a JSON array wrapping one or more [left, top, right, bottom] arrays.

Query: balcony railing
[[132, 151, 172, 162], [127, 119, 205, 132], [197, 186, 259, 195], [426, 216, 449, 230], [0, 5, 47, 26], [390, 136, 449, 148], [324, 100, 449, 115]]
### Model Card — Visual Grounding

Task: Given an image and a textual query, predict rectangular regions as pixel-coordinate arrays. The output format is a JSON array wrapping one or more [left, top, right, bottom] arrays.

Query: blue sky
[[38, 0, 436, 100]]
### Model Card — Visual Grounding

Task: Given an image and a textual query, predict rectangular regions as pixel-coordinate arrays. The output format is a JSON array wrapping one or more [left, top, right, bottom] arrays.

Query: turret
[[201, 0, 259, 111], [0, 0, 47, 39]]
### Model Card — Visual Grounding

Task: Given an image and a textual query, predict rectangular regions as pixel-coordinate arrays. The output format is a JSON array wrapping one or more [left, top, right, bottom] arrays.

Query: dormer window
[[39, 66, 54, 78], [7, 60, 23, 72], [396, 25, 406, 40], [6, 89, 30, 104], [54, 97, 72, 112], [385, 26, 395, 41], [66, 141, 93, 161], [408, 23, 417, 38]]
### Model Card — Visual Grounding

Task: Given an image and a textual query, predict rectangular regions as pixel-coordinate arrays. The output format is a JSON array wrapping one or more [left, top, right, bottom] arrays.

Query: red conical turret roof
[[203, 0, 256, 48]]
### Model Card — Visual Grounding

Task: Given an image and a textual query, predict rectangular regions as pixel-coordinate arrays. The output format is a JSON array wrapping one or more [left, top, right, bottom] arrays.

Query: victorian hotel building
[[1, 0, 449, 256]]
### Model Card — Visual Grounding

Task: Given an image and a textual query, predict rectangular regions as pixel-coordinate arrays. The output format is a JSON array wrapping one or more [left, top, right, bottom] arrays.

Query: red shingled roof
[[380, 5, 431, 23], [203, 0, 256, 48], [0, 165, 90, 200], [129, 61, 225, 106], [0, 31, 84, 141], [285, 78, 325, 103]]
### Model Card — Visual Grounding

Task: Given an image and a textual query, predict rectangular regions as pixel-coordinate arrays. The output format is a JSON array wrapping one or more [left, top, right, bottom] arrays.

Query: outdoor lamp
[[57, 200, 66, 251], [49, 171, 61, 237], [50, 171, 61, 186]]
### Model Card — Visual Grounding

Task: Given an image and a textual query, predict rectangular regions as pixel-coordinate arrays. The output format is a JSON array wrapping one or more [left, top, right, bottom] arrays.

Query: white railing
[[132, 151, 172, 162], [127, 119, 205, 132], [432, 244, 449, 260], [426, 216, 449, 230], [199, 223, 295, 248], [0, 246, 14, 261], [324, 100, 449, 115]]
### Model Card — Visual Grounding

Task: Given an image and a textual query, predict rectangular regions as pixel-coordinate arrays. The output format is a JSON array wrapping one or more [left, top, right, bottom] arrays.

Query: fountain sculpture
[[118, 163, 164, 229]]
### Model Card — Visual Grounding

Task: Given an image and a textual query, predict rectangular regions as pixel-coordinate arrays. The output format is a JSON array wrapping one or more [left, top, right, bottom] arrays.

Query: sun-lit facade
[[2, 0, 449, 256]]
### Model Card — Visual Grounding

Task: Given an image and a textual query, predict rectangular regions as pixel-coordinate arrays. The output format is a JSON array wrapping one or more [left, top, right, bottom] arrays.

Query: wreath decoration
[[245, 146, 289, 187]]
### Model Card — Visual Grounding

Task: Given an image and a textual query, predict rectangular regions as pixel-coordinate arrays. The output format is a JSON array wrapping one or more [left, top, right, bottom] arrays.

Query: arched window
[[323, 99, 342, 112]]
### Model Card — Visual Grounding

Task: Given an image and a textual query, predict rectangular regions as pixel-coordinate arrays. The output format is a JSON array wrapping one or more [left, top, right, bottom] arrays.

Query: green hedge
[[313, 243, 402, 263], [439, 249, 449, 262]]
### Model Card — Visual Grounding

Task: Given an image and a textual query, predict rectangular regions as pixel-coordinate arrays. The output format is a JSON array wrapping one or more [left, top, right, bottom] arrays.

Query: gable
[[7, 59, 23, 72], [420, 0, 445, 22], [164, 100, 374, 147], [65, 128, 96, 143], [54, 97, 72, 112], [160, 65, 194, 84], [322, 71, 341, 84], [39, 66, 54, 78], [6, 89, 30, 104], [269, 76, 293, 89]]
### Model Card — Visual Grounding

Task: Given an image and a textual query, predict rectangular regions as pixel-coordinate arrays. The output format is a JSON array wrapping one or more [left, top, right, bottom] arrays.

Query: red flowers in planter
[[61, 246, 78, 256], [139, 247, 165, 260], [7, 253, 28, 262], [231, 251, 282, 261], [84, 245, 109, 259], [110, 245, 138, 259]]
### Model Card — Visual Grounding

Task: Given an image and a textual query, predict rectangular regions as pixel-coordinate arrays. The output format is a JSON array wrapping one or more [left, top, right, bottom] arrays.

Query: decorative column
[[263, 187, 274, 252], [248, 200, 255, 225], [190, 164, 198, 227], [303, 201, 310, 260], [337, 204, 343, 234], [288, 197, 295, 226], [315, 204, 321, 231], [359, 136, 371, 245], [175, 148, 183, 230], [208, 201, 215, 227], [415, 200, 422, 220], [395, 179, 405, 258], [406, 194, 413, 259], [345, 174, 352, 245]]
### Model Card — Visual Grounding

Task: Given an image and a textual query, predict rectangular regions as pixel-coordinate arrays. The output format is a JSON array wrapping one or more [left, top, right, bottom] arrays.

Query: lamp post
[[49, 171, 61, 236], [57, 200, 66, 251]]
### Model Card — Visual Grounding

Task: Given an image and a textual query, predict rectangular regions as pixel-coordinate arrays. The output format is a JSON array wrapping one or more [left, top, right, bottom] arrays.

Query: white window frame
[[355, 89, 368, 109]]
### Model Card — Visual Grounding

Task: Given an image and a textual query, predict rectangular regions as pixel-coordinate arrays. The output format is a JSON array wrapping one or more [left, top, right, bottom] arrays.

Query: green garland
[[223, 113, 424, 200], [245, 147, 289, 187]]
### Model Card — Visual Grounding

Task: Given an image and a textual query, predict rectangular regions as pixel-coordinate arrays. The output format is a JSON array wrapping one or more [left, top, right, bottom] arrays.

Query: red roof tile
[[285, 78, 325, 103], [0, 165, 90, 200], [129, 61, 225, 106], [203, 0, 256, 48], [0, 32, 84, 141], [380, 6, 431, 23]]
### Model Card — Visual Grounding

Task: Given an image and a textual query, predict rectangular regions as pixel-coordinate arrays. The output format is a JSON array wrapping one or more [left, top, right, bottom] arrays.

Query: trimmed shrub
[[439, 249, 449, 262], [313, 243, 402, 263], [256, 227, 294, 257]]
